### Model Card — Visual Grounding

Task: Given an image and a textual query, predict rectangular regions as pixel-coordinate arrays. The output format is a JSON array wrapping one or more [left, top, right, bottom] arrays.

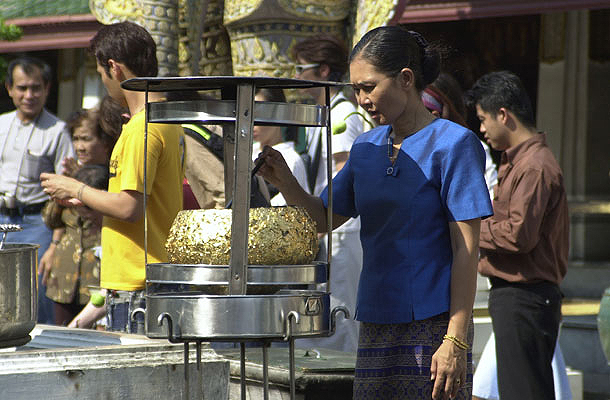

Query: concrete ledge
[[0, 336, 230, 400], [567, 368, 584, 400]]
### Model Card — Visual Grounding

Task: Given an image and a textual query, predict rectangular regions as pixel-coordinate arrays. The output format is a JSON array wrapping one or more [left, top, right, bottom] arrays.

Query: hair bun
[[422, 48, 440, 86], [408, 30, 440, 86], [408, 30, 428, 50]]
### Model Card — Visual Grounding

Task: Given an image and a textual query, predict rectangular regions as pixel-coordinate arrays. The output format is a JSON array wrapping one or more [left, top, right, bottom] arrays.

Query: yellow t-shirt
[[101, 110, 185, 291]]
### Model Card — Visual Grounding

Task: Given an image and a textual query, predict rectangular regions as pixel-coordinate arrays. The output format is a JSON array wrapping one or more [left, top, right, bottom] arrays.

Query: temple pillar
[[538, 13, 610, 396], [140, 0, 180, 76], [90, 0, 179, 77], [222, 0, 351, 78], [195, 0, 233, 76], [538, 10, 610, 267]]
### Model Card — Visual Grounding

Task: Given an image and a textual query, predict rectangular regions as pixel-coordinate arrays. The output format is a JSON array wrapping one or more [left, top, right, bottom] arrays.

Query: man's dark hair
[[291, 35, 349, 82], [465, 70, 535, 127], [6, 56, 52, 87], [89, 21, 158, 78]]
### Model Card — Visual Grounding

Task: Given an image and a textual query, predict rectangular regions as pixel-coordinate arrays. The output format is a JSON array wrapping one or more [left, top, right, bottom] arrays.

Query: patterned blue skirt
[[353, 313, 473, 399]]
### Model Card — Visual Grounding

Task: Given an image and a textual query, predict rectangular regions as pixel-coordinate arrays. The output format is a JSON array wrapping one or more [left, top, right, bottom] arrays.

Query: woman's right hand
[[256, 145, 331, 231], [254, 145, 297, 191], [39, 244, 56, 286]]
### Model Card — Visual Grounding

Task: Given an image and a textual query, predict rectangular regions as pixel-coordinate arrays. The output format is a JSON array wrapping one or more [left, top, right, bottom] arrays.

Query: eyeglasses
[[294, 63, 320, 75]]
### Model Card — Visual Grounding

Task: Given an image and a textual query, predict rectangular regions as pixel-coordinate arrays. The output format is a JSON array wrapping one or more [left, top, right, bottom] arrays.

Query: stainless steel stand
[[122, 76, 349, 400]]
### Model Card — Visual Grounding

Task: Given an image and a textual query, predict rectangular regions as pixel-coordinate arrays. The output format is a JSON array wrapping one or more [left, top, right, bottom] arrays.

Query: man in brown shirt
[[466, 71, 569, 400]]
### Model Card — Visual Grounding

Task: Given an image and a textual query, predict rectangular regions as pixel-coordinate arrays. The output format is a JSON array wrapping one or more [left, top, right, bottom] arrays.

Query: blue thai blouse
[[321, 119, 493, 323]]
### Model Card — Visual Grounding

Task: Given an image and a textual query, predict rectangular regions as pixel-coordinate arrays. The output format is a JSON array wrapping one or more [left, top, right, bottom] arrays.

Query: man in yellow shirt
[[41, 21, 185, 333]]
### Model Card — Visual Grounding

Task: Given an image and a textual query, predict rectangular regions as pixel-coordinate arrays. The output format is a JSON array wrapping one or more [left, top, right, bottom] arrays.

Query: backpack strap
[[182, 124, 271, 208], [182, 124, 225, 162]]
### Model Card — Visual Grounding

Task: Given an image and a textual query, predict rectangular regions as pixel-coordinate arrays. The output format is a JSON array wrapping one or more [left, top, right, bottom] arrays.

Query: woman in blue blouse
[[257, 26, 493, 400]]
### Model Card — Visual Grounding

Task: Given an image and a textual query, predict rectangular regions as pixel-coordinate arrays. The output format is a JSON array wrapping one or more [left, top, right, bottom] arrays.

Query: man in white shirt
[[0, 56, 75, 324]]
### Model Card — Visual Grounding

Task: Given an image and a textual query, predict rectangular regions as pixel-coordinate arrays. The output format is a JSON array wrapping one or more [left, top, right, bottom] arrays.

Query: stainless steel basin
[[0, 243, 38, 348]]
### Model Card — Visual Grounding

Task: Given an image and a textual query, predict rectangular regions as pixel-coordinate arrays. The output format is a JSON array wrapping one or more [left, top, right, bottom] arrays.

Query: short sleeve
[[320, 157, 357, 219], [441, 133, 494, 221], [119, 123, 164, 195]]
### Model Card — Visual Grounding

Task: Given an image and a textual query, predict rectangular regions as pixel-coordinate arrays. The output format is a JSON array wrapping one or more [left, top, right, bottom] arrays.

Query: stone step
[[561, 261, 610, 299]]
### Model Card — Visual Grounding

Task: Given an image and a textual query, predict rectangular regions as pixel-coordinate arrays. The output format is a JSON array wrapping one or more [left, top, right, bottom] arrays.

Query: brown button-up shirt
[[478, 133, 568, 285]]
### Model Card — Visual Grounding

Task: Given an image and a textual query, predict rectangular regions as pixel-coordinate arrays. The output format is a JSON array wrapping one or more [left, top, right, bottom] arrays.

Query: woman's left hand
[[430, 339, 466, 400], [61, 157, 80, 176], [39, 245, 56, 286]]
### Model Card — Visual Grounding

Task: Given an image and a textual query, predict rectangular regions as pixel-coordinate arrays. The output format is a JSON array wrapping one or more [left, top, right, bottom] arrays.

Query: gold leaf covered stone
[[166, 206, 318, 265]]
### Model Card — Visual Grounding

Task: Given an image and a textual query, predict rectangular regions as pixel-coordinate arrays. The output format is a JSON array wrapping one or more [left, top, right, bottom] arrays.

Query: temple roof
[[398, 0, 610, 23], [0, 1, 100, 53], [0, 0, 91, 19]]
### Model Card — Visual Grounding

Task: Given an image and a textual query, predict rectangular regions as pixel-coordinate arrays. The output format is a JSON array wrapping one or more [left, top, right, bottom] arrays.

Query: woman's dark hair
[[431, 72, 467, 120], [89, 21, 158, 78], [255, 88, 299, 142], [67, 103, 119, 157], [98, 95, 129, 140], [73, 164, 109, 190], [165, 90, 207, 102], [255, 88, 286, 103], [6, 56, 52, 87], [464, 70, 535, 127], [66, 109, 90, 135], [291, 35, 349, 82], [349, 26, 440, 91]]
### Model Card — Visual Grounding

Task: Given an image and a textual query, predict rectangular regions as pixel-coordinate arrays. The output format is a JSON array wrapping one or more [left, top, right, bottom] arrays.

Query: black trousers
[[488, 279, 562, 400]]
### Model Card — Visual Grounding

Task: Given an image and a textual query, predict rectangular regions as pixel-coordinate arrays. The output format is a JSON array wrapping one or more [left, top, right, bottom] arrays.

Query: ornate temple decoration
[[89, 0, 402, 78], [177, 0, 203, 76], [199, 0, 233, 76], [89, 0, 142, 23], [174, 0, 233, 77], [89, 0, 179, 77], [228, 21, 344, 77], [140, 0, 180, 76], [353, 0, 399, 46], [223, 0, 351, 78], [277, 0, 351, 21], [223, 0, 264, 24]]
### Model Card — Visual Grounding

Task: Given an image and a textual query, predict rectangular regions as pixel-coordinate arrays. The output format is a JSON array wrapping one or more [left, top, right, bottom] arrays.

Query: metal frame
[[122, 76, 348, 400]]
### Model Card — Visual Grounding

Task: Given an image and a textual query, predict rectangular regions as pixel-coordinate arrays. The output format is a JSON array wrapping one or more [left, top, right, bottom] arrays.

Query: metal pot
[[0, 243, 38, 348]]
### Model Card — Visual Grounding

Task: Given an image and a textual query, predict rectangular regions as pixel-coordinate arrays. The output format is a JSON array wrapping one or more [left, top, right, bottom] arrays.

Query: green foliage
[[0, 19, 23, 83], [0, 19, 22, 41]]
